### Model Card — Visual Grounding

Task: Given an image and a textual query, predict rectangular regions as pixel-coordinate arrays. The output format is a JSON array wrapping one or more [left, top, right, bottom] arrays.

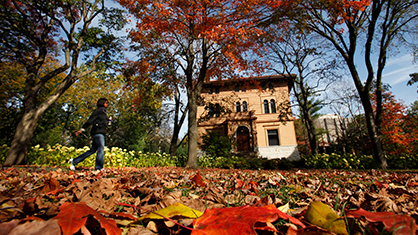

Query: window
[[267, 129, 279, 146], [215, 87, 219, 94], [208, 103, 214, 118], [236, 102, 241, 112], [242, 101, 247, 112], [234, 86, 240, 92], [208, 103, 220, 117], [268, 83, 273, 90], [270, 99, 276, 113], [263, 100, 269, 114]]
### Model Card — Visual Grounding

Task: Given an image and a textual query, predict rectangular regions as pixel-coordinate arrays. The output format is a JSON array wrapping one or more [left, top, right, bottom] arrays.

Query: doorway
[[236, 126, 250, 151]]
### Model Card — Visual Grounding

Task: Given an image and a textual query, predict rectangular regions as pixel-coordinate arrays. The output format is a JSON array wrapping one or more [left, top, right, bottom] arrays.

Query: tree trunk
[[169, 89, 187, 156], [359, 93, 387, 169], [4, 109, 40, 165], [185, 89, 200, 169], [304, 113, 318, 154]]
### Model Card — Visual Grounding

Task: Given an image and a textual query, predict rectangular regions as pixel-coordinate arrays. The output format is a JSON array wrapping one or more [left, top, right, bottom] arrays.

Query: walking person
[[70, 98, 110, 171]]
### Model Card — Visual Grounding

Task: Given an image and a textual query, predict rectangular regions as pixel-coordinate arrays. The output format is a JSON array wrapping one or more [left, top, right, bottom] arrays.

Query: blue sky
[[381, 54, 417, 106]]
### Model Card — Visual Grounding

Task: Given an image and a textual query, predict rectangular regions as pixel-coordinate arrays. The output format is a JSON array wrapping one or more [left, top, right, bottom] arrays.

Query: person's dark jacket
[[81, 107, 108, 136]]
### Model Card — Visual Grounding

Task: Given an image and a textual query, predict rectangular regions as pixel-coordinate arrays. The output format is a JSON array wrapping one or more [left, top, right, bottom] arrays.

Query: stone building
[[196, 75, 300, 160]]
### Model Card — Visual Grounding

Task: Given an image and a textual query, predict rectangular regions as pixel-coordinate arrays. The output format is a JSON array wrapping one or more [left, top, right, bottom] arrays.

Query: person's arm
[[75, 109, 99, 136]]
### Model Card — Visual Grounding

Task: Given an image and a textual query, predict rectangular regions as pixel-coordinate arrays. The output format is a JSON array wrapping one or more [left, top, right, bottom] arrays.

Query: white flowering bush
[[1, 144, 416, 170], [21, 144, 182, 168]]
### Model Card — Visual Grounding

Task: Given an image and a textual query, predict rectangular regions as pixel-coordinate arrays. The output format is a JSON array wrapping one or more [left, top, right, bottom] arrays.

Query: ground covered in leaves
[[0, 166, 417, 234]]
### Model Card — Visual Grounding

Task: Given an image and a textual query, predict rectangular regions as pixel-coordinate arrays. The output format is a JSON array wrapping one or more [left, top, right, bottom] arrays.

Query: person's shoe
[[69, 159, 75, 170], [93, 168, 104, 174]]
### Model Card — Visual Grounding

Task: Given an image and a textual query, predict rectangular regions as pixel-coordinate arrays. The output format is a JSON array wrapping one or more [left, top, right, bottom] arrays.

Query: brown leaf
[[41, 177, 60, 194], [8, 219, 61, 235]]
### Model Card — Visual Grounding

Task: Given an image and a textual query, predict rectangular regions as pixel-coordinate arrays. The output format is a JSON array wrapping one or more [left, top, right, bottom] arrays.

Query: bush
[[199, 132, 235, 158], [302, 153, 380, 170], [387, 154, 418, 169], [2, 144, 417, 170]]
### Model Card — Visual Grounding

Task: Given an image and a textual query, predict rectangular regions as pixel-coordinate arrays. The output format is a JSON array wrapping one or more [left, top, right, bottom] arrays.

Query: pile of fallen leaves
[[0, 166, 417, 234]]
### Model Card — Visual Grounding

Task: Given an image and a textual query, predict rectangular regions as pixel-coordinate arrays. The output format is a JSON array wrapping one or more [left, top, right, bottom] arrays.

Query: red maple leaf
[[54, 202, 122, 235], [190, 171, 206, 187], [345, 208, 418, 235], [191, 204, 305, 235]]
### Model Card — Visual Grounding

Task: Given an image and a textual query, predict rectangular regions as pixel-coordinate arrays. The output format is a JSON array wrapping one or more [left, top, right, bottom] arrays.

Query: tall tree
[[267, 0, 418, 169], [117, 0, 268, 168], [1, 0, 126, 165], [263, 27, 340, 154]]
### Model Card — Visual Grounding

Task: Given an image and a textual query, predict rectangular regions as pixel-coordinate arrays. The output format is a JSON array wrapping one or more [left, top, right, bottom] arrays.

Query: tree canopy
[[1, 0, 127, 165]]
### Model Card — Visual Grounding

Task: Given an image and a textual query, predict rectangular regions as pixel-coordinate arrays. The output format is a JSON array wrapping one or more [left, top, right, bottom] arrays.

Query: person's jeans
[[72, 134, 105, 170]]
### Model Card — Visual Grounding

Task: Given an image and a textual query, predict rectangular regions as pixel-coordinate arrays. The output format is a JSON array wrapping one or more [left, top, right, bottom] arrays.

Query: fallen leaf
[[191, 204, 305, 235], [54, 202, 122, 235], [139, 202, 203, 220], [304, 201, 348, 235], [7, 219, 61, 235], [345, 208, 418, 235], [190, 171, 206, 187], [41, 177, 60, 194]]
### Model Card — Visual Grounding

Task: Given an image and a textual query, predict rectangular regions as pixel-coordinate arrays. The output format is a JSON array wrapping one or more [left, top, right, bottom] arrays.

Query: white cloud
[[383, 55, 417, 85]]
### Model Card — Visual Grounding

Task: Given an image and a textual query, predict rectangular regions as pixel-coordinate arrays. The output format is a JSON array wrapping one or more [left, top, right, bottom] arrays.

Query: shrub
[[199, 131, 235, 158], [2, 144, 417, 170]]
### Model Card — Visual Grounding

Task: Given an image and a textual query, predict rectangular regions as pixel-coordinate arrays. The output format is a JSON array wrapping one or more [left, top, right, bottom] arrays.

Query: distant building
[[314, 114, 352, 149], [196, 75, 300, 160]]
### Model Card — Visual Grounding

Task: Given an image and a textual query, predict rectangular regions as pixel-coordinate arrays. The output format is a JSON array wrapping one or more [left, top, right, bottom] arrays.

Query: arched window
[[236, 102, 241, 112], [264, 100, 269, 114], [270, 99, 276, 113], [242, 101, 247, 112]]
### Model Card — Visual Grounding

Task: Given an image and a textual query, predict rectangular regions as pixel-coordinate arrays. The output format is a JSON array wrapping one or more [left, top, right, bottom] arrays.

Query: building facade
[[196, 75, 300, 160]]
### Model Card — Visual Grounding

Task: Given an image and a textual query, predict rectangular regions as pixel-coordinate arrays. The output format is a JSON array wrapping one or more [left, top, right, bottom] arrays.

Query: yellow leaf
[[305, 201, 348, 235], [138, 202, 203, 220], [278, 202, 290, 214]]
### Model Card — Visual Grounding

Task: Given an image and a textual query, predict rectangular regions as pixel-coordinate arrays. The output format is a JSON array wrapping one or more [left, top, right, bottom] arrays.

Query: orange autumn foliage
[[117, 0, 273, 86], [371, 91, 417, 154]]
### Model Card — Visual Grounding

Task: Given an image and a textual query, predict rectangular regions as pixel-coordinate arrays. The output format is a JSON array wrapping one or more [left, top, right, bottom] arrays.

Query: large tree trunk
[[185, 89, 200, 169], [359, 93, 387, 169], [4, 108, 41, 165]]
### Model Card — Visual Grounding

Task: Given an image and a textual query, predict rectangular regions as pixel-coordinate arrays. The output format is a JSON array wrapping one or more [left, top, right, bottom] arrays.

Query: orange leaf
[[345, 208, 418, 235], [54, 202, 122, 235], [191, 204, 305, 235], [41, 177, 60, 194], [190, 171, 206, 187]]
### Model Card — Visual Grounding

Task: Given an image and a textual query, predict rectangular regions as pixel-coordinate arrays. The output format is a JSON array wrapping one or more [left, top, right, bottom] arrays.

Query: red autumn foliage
[[345, 208, 418, 235], [371, 90, 418, 154], [54, 202, 122, 235], [1, 167, 417, 234], [191, 204, 305, 235], [190, 171, 207, 187]]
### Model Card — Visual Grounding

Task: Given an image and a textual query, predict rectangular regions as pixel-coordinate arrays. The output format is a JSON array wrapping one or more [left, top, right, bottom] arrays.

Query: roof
[[203, 74, 296, 90]]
